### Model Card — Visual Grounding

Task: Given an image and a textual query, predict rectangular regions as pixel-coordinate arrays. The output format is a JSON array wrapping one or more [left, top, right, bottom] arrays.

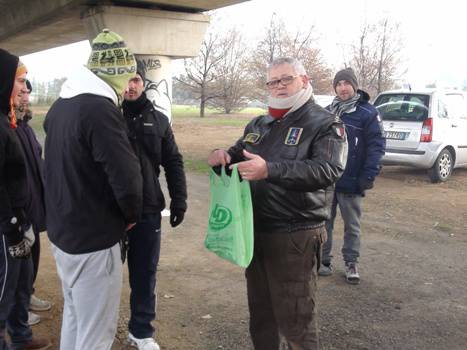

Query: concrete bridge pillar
[[82, 6, 210, 120], [136, 55, 172, 119]]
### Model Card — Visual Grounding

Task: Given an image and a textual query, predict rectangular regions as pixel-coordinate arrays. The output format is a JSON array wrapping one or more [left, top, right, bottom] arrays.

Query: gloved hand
[[8, 238, 31, 259], [120, 234, 129, 264], [12, 208, 27, 225], [170, 209, 185, 228], [3, 216, 24, 246], [2, 210, 32, 259]]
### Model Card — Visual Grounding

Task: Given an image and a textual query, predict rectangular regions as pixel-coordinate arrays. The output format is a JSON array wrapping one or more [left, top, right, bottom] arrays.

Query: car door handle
[[451, 124, 458, 128]]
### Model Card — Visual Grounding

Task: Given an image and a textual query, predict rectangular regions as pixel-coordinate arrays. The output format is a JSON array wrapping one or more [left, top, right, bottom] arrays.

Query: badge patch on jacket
[[244, 133, 261, 144], [284, 127, 303, 145]]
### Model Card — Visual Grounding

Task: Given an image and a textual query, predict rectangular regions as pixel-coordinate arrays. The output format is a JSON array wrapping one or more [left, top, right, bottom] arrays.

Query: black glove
[[3, 216, 24, 247], [8, 238, 31, 259], [358, 177, 374, 192], [120, 234, 129, 264], [2, 210, 32, 259], [170, 209, 185, 228]]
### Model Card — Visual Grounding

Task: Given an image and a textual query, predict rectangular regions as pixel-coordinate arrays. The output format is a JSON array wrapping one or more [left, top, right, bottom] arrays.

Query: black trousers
[[31, 229, 41, 288], [127, 214, 162, 339], [0, 234, 33, 349], [246, 227, 325, 350]]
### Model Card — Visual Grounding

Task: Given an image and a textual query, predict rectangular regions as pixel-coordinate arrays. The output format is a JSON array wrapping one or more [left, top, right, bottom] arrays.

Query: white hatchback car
[[373, 89, 467, 182]]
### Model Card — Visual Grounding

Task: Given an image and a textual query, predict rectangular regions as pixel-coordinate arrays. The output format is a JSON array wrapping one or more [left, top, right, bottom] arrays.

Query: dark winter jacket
[[328, 90, 385, 194], [44, 66, 143, 254], [227, 99, 348, 233], [0, 49, 28, 242], [122, 93, 187, 215], [15, 118, 46, 233]]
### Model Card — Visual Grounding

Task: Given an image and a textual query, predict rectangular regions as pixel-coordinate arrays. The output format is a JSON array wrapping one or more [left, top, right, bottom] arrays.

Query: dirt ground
[[30, 115, 467, 350]]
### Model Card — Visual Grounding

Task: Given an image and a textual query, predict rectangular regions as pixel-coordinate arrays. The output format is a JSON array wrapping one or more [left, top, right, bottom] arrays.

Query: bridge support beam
[[82, 6, 210, 119]]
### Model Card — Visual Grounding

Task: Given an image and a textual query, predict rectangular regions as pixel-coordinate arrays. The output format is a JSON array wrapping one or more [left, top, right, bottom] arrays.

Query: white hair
[[267, 57, 307, 76]]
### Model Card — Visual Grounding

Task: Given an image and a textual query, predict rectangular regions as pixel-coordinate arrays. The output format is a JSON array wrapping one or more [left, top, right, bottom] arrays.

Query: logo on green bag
[[209, 204, 232, 231]]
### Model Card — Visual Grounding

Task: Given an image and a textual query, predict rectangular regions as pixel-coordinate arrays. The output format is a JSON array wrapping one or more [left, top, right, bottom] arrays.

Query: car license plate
[[384, 131, 407, 140]]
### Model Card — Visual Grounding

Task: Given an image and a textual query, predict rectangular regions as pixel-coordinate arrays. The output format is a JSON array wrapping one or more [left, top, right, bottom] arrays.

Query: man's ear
[[301, 75, 310, 88]]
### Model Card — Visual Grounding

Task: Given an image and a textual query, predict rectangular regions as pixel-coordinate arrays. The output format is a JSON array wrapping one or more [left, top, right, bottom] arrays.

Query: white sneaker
[[128, 333, 160, 350], [345, 262, 360, 285], [28, 311, 41, 326], [30, 294, 52, 311]]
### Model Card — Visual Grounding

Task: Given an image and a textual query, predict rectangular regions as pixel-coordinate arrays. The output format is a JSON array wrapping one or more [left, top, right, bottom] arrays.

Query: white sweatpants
[[52, 243, 122, 350]]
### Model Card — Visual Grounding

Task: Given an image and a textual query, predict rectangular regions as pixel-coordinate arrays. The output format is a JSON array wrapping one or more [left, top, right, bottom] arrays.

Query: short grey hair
[[267, 57, 307, 76]]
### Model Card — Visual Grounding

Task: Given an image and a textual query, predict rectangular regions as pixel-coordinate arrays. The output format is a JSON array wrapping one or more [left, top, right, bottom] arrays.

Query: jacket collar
[[265, 98, 315, 125], [122, 92, 153, 115]]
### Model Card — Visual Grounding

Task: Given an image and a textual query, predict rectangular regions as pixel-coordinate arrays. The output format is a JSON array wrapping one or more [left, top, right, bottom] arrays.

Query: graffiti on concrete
[[136, 58, 171, 120], [145, 78, 171, 115], [140, 58, 162, 73]]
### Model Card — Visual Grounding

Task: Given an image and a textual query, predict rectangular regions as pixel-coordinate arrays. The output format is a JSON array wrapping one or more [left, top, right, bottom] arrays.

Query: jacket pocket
[[344, 124, 364, 178], [303, 189, 325, 210], [143, 126, 162, 163]]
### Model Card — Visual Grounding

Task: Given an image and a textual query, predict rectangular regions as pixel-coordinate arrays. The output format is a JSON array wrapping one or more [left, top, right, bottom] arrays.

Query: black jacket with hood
[[15, 115, 46, 233], [44, 65, 143, 254], [0, 49, 28, 243], [122, 93, 187, 216]]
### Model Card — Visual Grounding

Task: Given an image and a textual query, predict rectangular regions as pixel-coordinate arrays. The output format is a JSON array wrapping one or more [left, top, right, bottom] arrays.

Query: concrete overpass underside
[[0, 0, 245, 55]]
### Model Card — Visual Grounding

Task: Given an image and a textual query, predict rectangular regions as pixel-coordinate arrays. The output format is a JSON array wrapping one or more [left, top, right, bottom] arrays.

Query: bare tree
[[174, 33, 225, 117], [346, 18, 403, 97], [175, 14, 334, 115], [247, 14, 333, 99], [288, 34, 333, 94], [209, 28, 251, 113]]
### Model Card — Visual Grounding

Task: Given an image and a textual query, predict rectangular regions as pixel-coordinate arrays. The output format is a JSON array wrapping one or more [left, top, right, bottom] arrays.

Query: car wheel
[[428, 148, 453, 183]]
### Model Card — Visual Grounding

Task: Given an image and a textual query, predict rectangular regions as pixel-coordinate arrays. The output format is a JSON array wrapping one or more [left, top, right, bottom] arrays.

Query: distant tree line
[[30, 14, 406, 116], [30, 78, 66, 105], [174, 14, 405, 117]]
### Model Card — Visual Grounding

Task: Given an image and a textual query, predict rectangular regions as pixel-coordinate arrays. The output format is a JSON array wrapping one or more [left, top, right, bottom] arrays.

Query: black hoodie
[[0, 49, 28, 241]]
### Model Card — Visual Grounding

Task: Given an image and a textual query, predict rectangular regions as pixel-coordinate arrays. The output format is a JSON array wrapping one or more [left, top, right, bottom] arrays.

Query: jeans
[[323, 192, 362, 264], [127, 214, 162, 339], [0, 235, 33, 350]]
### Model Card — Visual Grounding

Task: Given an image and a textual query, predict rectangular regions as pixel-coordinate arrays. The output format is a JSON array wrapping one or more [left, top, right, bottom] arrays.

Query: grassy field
[[30, 104, 264, 131]]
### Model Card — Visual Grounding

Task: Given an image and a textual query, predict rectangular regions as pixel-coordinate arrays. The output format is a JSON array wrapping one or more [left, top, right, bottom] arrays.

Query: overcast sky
[[21, 0, 467, 89]]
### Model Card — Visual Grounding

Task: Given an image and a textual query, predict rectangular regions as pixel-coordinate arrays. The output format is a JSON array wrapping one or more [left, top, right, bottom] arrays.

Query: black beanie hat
[[136, 60, 146, 82], [333, 68, 358, 92]]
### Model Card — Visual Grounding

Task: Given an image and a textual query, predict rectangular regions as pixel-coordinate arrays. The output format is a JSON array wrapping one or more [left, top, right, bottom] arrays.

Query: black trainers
[[345, 262, 360, 284]]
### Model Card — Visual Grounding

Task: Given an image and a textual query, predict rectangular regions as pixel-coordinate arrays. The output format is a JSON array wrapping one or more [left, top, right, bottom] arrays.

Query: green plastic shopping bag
[[204, 164, 254, 268]]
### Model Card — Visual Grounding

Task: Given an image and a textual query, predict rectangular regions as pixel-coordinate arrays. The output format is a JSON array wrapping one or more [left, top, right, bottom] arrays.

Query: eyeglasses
[[266, 75, 299, 89]]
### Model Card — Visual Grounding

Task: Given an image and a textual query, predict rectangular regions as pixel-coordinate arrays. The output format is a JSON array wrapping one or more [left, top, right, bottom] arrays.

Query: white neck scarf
[[267, 83, 314, 117]]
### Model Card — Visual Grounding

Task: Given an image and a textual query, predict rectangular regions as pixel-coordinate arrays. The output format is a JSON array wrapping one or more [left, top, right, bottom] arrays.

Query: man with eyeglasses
[[208, 57, 348, 350]]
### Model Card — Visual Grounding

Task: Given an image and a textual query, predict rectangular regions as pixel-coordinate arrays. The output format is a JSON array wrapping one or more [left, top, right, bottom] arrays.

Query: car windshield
[[374, 94, 430, 121]]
